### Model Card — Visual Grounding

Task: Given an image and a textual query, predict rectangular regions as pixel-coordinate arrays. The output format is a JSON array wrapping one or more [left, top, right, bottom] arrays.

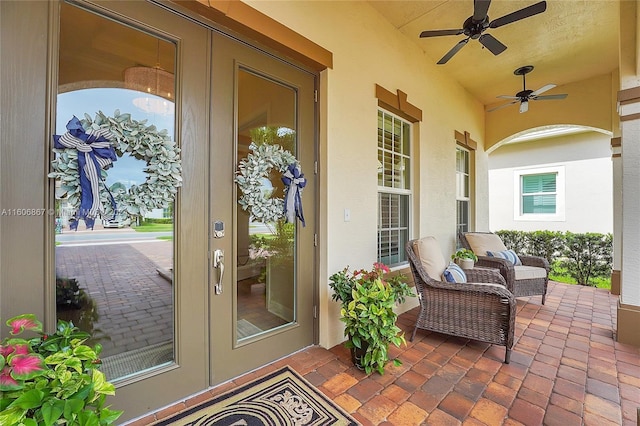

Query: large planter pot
[[350, 339, 369, 370]]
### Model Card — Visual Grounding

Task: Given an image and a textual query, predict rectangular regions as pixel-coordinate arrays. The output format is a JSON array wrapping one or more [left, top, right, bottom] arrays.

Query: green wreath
[[235, 142, 297, 223], [49, 110, 182, 221]]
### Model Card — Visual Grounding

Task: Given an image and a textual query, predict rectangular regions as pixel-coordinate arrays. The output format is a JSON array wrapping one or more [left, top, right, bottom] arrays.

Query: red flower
[[373, 262, 390, 273]]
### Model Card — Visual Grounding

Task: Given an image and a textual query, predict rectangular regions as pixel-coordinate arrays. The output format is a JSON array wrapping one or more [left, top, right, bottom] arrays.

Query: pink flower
[[373, 262, 390, 274]]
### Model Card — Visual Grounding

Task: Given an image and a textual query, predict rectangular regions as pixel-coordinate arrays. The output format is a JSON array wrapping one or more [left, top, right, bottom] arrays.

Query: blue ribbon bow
[[53, 116, 117, 230], [281, 163, 306, 226]]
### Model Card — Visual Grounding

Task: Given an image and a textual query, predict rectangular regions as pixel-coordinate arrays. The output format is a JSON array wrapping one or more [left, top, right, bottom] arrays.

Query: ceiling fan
[[419, 0, 547, 65], [488, 65, 568, 113]]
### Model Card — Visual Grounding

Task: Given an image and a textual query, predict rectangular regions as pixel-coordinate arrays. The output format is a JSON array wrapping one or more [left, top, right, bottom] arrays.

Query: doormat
[[153, 365, 360, 426]]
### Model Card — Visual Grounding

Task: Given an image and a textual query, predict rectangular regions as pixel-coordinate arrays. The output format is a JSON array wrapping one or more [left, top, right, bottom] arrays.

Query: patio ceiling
[[367, 0, 620, 108]]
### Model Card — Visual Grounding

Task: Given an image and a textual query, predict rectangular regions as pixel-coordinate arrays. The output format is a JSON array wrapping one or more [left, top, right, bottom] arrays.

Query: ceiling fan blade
[[487, 100, 518, 112], [530, 83, 556, 96], [497, 95, 519, 99], [489, 1, 547, 29], [473, 0, 492, 22], [478, 34, 507, 55], [437, 38, 469, 64], [519, 100, 529, 113], [420, 29, 464, 38], [534, 94, 568, 100]]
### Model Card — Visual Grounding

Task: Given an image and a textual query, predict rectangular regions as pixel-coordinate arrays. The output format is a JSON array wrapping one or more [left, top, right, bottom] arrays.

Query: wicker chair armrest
[[518, 255, 550, 271], [474, 256, 515, 293], [476, 256, 514, 276], [458, 281, 514, 299], [465, 268, 507, 286], [425, 278, 515, 301]]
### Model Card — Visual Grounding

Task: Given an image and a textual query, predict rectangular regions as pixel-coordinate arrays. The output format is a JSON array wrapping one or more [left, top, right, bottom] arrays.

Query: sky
[[56, 88, 175, 189]]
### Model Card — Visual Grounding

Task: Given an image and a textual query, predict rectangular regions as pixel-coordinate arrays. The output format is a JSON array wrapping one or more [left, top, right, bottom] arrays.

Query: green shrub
[[559, 232, 612, 286], [142, 218, 173, 224], [526, 230, 564, 264], [495, 230, 613, 287], [495, 230, 528, 254]]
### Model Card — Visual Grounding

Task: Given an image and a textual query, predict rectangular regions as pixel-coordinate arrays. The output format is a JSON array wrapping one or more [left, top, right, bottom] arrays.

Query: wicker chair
[[459, 231, 549, 305], [406, 237, 516, 363]]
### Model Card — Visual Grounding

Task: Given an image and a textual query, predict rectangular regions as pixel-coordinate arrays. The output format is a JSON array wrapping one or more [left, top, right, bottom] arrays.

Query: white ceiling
[[367, 0, 620, 107]]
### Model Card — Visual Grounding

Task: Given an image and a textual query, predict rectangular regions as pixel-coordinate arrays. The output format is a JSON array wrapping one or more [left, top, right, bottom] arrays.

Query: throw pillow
[[442, 262, 467, 283], [487, 249, 522, 266]]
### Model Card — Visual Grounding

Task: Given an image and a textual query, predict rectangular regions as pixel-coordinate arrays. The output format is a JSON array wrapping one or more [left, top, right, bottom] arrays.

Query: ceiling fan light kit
[[419, 0, 547, 65], [488, 65, 568, 113]]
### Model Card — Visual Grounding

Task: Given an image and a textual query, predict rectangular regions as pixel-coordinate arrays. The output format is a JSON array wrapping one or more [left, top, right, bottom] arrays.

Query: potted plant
[[451, 248, 478, 269], [328, 263, 415, 374], [0, 314, 123, 425]]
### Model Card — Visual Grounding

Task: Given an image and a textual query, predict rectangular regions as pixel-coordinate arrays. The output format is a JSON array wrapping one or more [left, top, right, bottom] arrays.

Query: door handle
[[212, 249, 224, 295]]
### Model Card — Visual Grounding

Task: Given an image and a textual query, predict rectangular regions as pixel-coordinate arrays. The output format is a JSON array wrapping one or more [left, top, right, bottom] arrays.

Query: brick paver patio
[[56, 241, 173, 357], [124, 281, 640, 426]]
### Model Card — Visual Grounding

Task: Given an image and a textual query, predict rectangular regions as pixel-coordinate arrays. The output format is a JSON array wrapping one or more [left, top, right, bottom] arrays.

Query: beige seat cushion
[[412, 237, 446, 280], [465, 233, 507, 256], [514, 265, 547, 280]]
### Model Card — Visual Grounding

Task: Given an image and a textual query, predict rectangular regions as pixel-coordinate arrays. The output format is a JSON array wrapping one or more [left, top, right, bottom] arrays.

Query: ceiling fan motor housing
[[517, 89, 534, 100], [463, 16, 490, 39]]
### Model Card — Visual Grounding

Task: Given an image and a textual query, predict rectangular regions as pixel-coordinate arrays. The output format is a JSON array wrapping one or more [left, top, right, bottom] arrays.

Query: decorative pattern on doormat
[[152, 365, 360, 426]]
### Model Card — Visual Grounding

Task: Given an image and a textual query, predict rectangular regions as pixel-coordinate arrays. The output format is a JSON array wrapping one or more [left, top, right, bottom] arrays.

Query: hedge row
[[142, 218, 173, 224], [495, 230, 613, 286]]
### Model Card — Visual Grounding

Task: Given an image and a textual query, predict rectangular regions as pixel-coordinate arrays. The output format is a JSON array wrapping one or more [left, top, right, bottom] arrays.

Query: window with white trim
[[377, 110, 411, 267], [522, 173, 556, 214], [514, 166, 565, 221], [456, 147, 470, 235]]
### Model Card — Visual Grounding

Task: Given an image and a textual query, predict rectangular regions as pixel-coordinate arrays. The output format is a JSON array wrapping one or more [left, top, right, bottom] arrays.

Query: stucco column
[[617, 86, 640, 346], [610, 137, 622, 296]]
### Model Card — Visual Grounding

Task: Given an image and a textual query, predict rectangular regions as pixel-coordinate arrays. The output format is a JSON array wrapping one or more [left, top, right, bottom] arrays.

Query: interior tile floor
[[125, 281, 639, 426]]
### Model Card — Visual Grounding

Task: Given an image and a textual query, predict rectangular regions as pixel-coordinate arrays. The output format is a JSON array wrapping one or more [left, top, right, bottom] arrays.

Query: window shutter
[[541, 173, 556, 192], [522, 173, 557, 214]]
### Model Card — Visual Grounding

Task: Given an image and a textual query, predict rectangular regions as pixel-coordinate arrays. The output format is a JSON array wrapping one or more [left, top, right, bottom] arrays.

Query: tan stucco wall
[[245, 0, 489, 348], [485, 73, 615, 151]]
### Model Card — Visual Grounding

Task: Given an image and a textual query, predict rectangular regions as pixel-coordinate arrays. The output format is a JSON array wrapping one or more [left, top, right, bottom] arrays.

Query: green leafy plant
[[451, 248, 478, 262], [55, 277, 87, 310], [525, 230, 564, 264], [329, 263, 415, 375], [559, 232, 612, 286], [494, 230, 528, 254], [0, 314, 123, 426], [495, 229, 613, 287]]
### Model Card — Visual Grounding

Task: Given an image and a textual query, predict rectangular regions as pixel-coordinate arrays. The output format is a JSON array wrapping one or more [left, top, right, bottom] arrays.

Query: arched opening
[[487, 124, 614, 235]]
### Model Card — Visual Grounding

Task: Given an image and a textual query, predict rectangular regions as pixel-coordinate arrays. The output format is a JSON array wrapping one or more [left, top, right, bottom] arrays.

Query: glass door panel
[[55, 3, 176, 381], [236, 69, 297, 341]]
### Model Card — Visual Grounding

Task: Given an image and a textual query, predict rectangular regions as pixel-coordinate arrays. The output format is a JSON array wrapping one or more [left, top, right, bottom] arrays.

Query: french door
[[208, 33, 316, 384], [49, 0, 317, 421]]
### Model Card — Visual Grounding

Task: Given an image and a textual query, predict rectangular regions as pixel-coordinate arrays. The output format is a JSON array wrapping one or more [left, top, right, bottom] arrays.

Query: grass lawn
[[133, 223, 173, 232], [549, 272, 611, 289]]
